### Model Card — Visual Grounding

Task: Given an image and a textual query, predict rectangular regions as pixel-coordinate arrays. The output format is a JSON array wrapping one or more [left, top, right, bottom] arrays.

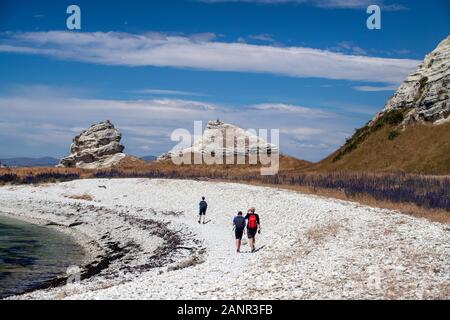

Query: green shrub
[[384, 109, 405, 125], [332, 109, 406, 162], [388, 130, 399, 140]]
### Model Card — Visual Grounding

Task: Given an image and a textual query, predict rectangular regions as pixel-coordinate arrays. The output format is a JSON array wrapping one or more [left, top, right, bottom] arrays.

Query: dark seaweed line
[[2, 205, 204, 299]]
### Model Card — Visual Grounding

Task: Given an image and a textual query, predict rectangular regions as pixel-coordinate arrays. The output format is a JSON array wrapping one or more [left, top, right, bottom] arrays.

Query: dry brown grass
[[312, 121, 450, 175], [238, 181, 450, 225], [64, 193, 94, 201], [114, 154, 312, 176], [304, 222, 344, 243], [167, 256, 203, 271], [1, 155, 448, 225], [0, 166, 89, 178]]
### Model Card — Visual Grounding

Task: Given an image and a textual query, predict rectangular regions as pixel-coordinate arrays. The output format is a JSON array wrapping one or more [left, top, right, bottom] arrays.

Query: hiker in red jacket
[[245, 207, 261, 253]]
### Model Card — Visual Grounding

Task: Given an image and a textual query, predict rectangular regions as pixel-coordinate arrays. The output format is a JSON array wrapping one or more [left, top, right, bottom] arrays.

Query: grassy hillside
[[311, 114, 450, 175], [115, 154, 312, 176]]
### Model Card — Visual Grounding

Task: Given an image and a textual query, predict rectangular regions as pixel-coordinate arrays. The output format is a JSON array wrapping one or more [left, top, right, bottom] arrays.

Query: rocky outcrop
[[58, 121, 126, 169], [158, 120, 277, 161], [373, 36, 450, 126]]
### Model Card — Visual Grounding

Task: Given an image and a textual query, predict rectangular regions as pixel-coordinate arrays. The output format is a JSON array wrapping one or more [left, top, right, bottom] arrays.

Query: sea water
[[0, 215, 85, 298]]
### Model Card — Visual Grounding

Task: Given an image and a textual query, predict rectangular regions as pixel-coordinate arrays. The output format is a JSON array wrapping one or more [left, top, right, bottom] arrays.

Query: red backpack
[[247, 214, 257, 229]]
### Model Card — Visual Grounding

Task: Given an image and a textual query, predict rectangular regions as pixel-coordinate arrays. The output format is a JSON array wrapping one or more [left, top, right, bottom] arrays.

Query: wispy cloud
[[248, 33, 276, 43], [352, 85, 398, 92], [0, 31, 419, 84], [250, 103, 333, 117], [0, 86, 356, 160], [199, 0, 407, 11], [281, 127, 326, 138], [331, 41, 368, 55], [132, 89, 206, 96]]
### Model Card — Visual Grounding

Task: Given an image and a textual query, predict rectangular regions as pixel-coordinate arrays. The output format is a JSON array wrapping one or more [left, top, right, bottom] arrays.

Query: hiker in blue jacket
[[198, 196, 208, 224], [232, 211, 246, 253]]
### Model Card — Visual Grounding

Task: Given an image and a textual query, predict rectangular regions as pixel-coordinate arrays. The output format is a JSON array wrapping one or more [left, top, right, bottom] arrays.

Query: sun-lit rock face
[[373, 36, 450, 125], [158, 120, 277, 161], [58, 121, 126, 169]]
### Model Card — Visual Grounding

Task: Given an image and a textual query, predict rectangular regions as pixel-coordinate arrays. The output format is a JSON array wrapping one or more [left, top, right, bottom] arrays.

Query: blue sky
[[0, 0, 449, 161]]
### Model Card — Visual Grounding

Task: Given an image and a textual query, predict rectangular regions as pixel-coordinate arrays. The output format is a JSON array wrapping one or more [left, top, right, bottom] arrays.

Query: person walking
[[245, 207, 260, 253], [232, 211, 246, 253], [198, 196, 208, 224]]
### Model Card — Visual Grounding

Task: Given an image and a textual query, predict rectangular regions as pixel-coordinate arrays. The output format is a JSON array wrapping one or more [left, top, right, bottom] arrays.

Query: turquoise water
[[0, 215, 85, 298]]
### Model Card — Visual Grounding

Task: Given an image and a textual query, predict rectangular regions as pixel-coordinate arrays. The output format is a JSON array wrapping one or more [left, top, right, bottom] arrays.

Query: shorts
[[235, 228, 244, 240], [247, 228, 257, 239], [199, 208, 207, 215]]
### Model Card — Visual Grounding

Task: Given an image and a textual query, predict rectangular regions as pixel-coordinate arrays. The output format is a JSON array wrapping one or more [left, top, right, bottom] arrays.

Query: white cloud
[[0, 87, 357, 160], [199, 0, 407, 11], [331, 41, 368, 55], [132, 89, 205, 96], [250, 103, 333, 117], [352, 85, 399, 92], [248, 33, 276, 43], [281, 127, 326, 136], [0, 31, 419, 84]]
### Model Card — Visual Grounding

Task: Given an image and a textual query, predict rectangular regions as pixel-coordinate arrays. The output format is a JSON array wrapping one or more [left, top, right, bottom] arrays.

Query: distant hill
[[311, 36, 450, 175], [0, 157, 59, 168], [140, 155, 157, 161], [117, 153, 312, 175]]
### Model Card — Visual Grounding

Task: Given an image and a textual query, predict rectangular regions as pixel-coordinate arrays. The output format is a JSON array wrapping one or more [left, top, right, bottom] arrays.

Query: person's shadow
[[241, 245, 265, 253], [253, 245, 265, 253]]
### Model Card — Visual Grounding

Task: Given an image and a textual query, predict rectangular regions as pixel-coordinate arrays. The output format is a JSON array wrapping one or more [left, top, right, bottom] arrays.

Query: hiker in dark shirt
[[245, 207, 261, 253], [232, 211, 246, 253], [198, 196, 208, 224]]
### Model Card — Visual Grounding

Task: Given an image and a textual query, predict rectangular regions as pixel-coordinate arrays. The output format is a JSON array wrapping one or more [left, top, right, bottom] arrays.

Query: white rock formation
[[373, 36, 449, 125], [158, 120, 277, 161], [58, 121, 126, 169]]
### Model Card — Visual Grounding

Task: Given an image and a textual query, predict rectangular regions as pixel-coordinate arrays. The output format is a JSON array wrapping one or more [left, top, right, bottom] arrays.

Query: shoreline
[[0, 211, 106, 298], [0, 178, 449, 299], [0, 182, 204, 299]]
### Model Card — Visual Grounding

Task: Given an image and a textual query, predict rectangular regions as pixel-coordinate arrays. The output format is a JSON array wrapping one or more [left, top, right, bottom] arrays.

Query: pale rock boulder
[[58, 121, 126, 169], [158, 120, 277, 161], [373, 36, 450, 125]]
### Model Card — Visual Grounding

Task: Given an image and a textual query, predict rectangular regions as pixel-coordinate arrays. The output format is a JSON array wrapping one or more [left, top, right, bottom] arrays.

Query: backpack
[[247, 214, 257, 229], [234, 216, 245, 229]]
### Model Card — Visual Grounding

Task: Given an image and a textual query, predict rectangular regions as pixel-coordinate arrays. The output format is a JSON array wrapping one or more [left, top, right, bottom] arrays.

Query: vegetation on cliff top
[[333, 108, 408, 162]]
